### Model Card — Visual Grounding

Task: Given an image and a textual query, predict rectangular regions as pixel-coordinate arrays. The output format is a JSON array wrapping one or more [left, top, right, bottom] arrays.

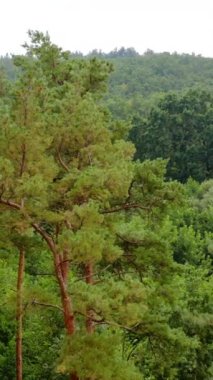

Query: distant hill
[[104, 50, 213, 118], [2, 50, 213, 118]]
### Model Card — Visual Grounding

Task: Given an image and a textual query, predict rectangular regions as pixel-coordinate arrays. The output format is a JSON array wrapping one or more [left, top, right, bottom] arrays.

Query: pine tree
[[0, 31, 141, 379]]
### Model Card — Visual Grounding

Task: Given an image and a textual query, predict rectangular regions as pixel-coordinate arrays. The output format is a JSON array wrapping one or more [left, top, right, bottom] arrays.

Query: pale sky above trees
[[1, 0, 213, 56]]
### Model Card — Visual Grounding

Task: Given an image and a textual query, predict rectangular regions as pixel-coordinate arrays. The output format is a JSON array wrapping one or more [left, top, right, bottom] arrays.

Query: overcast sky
[[1, 0, 213, 56]]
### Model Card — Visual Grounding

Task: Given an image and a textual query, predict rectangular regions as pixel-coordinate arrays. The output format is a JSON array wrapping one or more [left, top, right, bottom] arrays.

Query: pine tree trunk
[[54, 252, 79, 380], [54, 252, 75, 334], [61, 249, 69, 284], [70, 374, 79, 380], [32, 225, 79, 378], [16, 248, 25, 380], [85, 263, 94, 334], [32, 227, 75, 335]]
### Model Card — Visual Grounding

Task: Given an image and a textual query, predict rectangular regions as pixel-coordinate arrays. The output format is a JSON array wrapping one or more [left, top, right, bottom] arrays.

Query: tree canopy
[[130, 89, 213, 182], [0, 33, 212, 380]]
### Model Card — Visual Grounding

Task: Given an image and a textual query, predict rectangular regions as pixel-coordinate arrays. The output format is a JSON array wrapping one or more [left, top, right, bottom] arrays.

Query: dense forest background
[[1, 48, 213, 182], [0, 37, 212, 380]]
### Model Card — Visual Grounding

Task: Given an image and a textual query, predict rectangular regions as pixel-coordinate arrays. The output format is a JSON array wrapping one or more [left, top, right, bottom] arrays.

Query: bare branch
[[125, 180, 135, 203], [75, 310, 104, 324], [31, 299, 63, 312], [0, 198, 57, 254], [0, 198, 21, 210], [56, 141, 69, 172]]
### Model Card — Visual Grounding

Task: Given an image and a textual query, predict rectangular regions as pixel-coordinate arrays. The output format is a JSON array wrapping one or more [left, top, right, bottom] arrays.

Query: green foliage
[[132, 89, 213, 182], [58, 331, 142, 380], [0, 33, 212, 380]]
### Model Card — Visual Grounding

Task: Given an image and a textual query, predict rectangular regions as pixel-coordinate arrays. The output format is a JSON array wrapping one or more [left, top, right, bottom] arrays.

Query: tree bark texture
[[16, 248, 25, 380], [54, 252, 75, 335], [54, 252, 79, 380]]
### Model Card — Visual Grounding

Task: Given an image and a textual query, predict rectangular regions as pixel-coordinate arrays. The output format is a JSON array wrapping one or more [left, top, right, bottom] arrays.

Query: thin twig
[[101, 202, 149, 214], [75, 310, 139, 332]]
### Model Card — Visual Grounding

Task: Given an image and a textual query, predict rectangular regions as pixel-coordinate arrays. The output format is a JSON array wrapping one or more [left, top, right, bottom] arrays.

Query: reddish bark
[[16, 248, 25, 380], [85, 263, 94, 334], [54, 252, 79, 380], [61, 249, 69, 284], [0, 212, 78, 378], [54, 252, 75, 335], [32, 224, 78, 378], [31, 224, 75, 335], [70, 374, 79, 380]]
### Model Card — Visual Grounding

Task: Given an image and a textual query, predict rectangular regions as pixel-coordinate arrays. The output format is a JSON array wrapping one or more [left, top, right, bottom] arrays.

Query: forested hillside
[[0, 35, 212, 380], [1, 48, 213, 182], [105, 50, 213, 118], [3, 48, 213, 116]]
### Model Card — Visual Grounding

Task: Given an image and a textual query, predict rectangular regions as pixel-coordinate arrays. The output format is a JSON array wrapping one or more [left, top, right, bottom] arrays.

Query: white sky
[[1, 0, 213, 56]]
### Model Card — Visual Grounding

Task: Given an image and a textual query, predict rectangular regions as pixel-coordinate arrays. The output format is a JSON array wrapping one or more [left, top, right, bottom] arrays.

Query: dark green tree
[[131, 89, 213, 182]]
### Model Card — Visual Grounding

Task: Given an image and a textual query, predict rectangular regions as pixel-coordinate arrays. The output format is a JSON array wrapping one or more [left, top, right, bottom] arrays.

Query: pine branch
[[125, 180, 135, 203], [0, 198, 21, 210], [56, 141, 69, 172], [101, 202, 149, 214], [31, 299, 63, 312], [75, 310, 139, 332], [0, 198, 57, 254], [32, 223, 56, 252], [75, 310, 104, 323]]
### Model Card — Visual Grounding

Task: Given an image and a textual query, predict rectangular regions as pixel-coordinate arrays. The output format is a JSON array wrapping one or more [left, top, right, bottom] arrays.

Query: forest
[[0, 32, 212, 380]]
